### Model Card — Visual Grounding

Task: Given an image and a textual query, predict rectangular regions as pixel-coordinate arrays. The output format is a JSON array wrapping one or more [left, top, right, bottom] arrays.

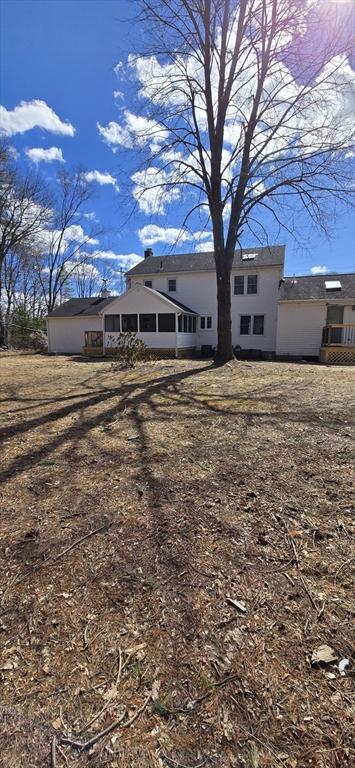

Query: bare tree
[[0, 144, 52, 273], [0, 142, 52, 342], [118, 0, 355, 360], [72, 261, 103, 297], [36, 169, 102, 311]]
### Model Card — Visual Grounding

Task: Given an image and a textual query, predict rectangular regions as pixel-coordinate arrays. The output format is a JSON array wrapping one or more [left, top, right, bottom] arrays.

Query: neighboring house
[[46, 246, 355, 364], [276, 273, 355, 364]]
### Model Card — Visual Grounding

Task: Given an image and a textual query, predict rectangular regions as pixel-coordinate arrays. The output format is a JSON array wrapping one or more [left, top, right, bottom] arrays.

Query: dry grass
[[0, 352, 354, 768]]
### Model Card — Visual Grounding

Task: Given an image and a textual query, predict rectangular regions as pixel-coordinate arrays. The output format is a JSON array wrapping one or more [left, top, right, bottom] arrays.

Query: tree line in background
[[0, 141, 105, 347]]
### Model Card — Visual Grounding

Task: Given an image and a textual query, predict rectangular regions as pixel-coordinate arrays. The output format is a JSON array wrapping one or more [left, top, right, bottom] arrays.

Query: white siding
[[276, 302, 327, 356], [47, 316, 102, 354], [276, 301, 355, 357], [177, 332, 196, 348], [102, 285, 181, 352], [105, 331, 177, 350], [344, 306, 355, 324], [232, 267, 281, 351], [132, 264, 282, 352]]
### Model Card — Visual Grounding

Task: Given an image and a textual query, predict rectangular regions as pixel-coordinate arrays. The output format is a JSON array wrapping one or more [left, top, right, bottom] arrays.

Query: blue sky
[[1, 0, 354, 289]]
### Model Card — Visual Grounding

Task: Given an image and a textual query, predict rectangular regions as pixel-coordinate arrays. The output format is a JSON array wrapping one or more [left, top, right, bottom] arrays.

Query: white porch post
[[175, 313, 179, 359]]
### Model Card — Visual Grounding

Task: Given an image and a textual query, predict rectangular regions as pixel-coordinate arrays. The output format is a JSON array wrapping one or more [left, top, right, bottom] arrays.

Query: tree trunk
[[215, 256, 234, 362]]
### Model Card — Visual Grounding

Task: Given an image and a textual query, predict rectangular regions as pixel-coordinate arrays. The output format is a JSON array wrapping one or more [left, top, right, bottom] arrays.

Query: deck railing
[[84, 331, 103, 348], [322, 324, 355, 346]]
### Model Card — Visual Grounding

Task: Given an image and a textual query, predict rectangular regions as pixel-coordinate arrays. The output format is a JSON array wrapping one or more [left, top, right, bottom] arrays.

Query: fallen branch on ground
[[51, 735, 57, 768], [53, 522, 111, 562]]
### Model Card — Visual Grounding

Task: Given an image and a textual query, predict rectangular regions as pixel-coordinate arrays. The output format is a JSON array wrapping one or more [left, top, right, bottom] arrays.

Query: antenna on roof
[[99, 278, 110, 298]]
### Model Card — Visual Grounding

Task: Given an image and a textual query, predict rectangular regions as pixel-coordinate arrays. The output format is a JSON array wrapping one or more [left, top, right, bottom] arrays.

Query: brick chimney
[[144, 248, 153, 259]]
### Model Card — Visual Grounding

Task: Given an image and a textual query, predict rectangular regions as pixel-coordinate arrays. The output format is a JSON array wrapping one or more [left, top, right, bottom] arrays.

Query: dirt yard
[[0, 353, 354, 768]]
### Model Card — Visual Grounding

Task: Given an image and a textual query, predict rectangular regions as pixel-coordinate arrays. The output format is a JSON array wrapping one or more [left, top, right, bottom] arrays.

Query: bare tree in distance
[[0, 142, 52, 272], [0, 141, 52, 342], [72, 261, 106, 297], [36, 169, 103, 311], [113, 0, 355, 361]]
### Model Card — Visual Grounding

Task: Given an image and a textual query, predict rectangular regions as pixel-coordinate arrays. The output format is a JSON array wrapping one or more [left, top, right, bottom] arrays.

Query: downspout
[[46, 317, 51, 354], [99, 311, 105, 356], [175, 313, 179, 359]]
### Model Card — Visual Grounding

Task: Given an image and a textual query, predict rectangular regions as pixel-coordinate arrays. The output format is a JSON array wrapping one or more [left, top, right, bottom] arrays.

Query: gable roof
[[126, 245, 285, 275], [155, 289, 197, 314], [47, 286, 198, 319], [47, 296, 117, 318], [279, 273, 355, 301]]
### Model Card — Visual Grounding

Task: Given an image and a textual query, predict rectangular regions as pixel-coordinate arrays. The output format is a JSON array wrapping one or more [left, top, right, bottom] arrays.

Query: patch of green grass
[[39, 460, 56, 467], [199, 670, 213, 690], [119, 574, 136, 583], [240, 743, 259, 768], [151, 699, 171, 718], [337, 448, 354, 462], [143, 576, 156, 589], [178, 526, 190, 537]]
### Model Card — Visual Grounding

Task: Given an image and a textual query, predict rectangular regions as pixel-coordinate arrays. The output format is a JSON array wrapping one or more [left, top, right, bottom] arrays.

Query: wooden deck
[[320, 324, 355, 365]]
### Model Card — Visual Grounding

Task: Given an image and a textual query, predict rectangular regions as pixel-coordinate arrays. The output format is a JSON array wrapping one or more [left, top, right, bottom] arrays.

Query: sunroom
[[97, 284, 198, 358]]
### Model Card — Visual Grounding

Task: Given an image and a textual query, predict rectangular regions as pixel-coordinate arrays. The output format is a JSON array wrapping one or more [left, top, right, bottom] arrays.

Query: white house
[[276, 273, 355, 364], [46, 246, 355, 363], [47, 245, 284, 357], [125, 245, 285, 355]]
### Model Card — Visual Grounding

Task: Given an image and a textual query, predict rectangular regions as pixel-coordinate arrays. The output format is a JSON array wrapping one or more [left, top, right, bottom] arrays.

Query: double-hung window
[[234, 276, 244, 295], [240, 315, 251, 335], [200, 316, 212, 330], [247, 275, 258, 294], [240, 314, 264, 335], [168, 279, 176, 292], [144, 280, 152, 288], [253, 315, 264, 335]]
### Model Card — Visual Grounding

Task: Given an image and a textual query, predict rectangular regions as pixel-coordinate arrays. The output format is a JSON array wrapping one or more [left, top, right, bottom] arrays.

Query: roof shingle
[[47, 296, 117, 317], [126, 245, 285, 275], [279, 274, 355, 301]]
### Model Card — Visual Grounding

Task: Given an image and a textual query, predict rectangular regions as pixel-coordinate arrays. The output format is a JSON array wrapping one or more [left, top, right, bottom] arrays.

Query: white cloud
[[138, 224, 212, 246], [0, 100, 75, 136], [69, 261, 101, 279], [97, 111, 168, 151], [195, 241, 214, 252], [39, 224, 99, 253], [26, 146, 65, 164], [310, 265, 329, 275], [8, 145, 19, 160], [84, 170, 119, 192], [113, 90, 124, 99], [91, 250, 143, 270], [83, 211, 98, 221], [131, 167, 180, 215]]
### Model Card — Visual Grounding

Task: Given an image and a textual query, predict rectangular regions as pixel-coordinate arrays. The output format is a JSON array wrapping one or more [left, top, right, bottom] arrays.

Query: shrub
[[8, 308, 47, 351], [106, 332, 148, 369]]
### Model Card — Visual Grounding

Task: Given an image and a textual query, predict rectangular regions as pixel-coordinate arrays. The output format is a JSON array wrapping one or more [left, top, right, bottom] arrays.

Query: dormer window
[[242, 252, 256, 261]]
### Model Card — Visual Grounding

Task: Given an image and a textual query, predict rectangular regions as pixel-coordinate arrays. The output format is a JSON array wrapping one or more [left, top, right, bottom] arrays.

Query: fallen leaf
[[226, 597, 247, 613], [311, 644, 337, 665], [339, 658, 350, 676], [151, 680, 161, 701]]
